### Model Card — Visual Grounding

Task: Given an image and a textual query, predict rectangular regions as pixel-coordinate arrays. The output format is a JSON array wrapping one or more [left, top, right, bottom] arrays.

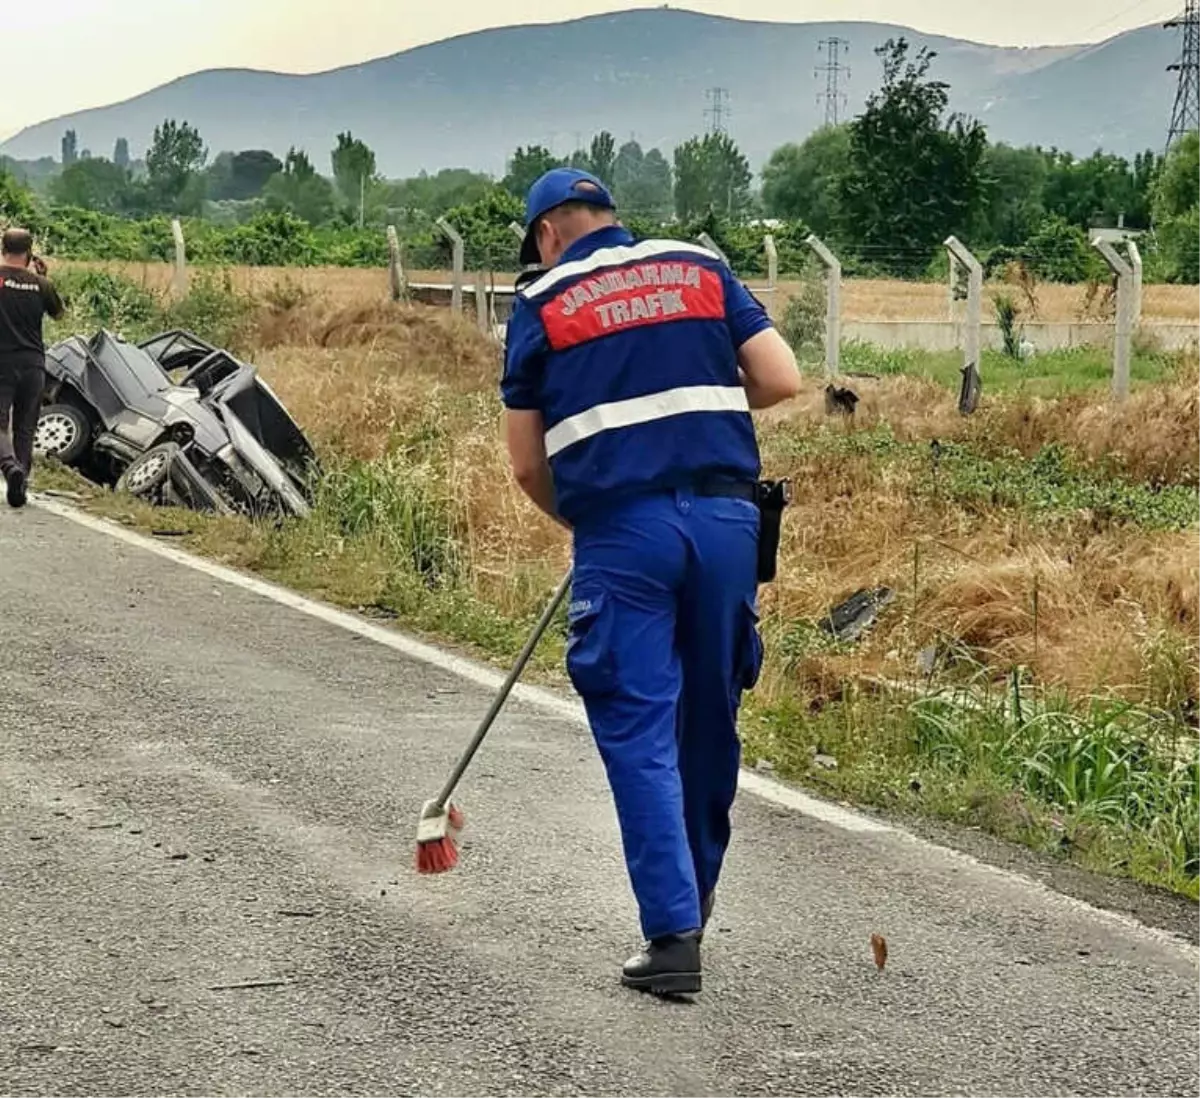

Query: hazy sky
[[1, 0, 1180, 139]]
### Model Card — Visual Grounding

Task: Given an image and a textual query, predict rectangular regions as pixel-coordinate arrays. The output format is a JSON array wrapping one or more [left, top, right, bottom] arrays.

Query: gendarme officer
[[501, 168, 801, 995]]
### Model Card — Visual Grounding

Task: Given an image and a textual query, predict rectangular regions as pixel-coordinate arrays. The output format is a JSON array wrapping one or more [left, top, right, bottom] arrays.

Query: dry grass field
[[241, 298, 1198, 703], [40, 276, 1200, 894], [55, 259, 1200, 323]]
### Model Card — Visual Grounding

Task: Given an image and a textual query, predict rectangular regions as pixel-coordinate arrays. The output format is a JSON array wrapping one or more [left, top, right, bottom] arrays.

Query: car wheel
[[34, 403, 92, 465], [116, 442, 179, 501]]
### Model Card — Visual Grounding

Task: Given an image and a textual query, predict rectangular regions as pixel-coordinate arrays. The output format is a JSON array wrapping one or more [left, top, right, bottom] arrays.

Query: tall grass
[[312, 454, 463, 586], [744, 683, 1199, 896], [838, 341, 1177, 394]]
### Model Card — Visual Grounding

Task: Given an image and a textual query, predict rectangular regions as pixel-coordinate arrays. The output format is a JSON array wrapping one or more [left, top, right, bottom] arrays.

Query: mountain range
[[0, 8, 1181, 178]]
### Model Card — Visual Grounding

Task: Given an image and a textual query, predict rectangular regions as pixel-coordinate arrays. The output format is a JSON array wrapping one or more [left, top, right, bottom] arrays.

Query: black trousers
[[0, 360, 45, 479]]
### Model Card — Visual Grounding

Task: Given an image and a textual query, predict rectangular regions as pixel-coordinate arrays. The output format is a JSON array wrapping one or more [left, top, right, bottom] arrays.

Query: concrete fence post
[[947, 251, 970, 321], [1093, 237, 1134, 402], [435, 217, 465, 314], [697, 232, 731, 268], [806, 234, 844, 379], [1124, 239, 1143, 332], [806, 236, 844, 381], [386, 225, 407, 302], [170, 219, 188, 300], [763, 234, 779, 291], [944, 235, 983, 414], [475, 270, 489, 333]]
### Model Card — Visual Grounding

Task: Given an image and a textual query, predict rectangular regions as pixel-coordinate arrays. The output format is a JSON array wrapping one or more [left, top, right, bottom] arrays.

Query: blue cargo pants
[[565, 486, 763, 940]]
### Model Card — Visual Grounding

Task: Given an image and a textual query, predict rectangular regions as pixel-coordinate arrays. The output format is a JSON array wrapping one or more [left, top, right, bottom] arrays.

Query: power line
[[815, 37, 850, 127], [1078, 0, 1167, 41], [1166, 0, 1200, 148], [704, 87, 730, 135]]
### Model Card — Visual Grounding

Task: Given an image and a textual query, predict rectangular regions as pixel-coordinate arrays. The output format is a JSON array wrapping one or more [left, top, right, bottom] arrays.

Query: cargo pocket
[[565, 589, 618, 698], [732, 594, 764, 697]]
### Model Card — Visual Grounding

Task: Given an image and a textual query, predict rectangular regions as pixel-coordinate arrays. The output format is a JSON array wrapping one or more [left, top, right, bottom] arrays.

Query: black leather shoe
[[697, 891, 715, 943], [6, 467, 27, 508], [621, 931, 701, 996]]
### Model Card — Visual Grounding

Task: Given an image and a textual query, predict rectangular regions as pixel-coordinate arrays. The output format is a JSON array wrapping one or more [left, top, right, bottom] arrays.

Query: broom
[[414, 568, 573, 874]]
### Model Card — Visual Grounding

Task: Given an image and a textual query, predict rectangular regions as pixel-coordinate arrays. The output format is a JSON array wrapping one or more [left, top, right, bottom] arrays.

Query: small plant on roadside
[[53, 269, 161, 336], [314, 452, 464, 587], [992, 292, 1024, 359], [260, 275, 312, 314], [161, 270, 255, 352], [778, 275, 826, 363]]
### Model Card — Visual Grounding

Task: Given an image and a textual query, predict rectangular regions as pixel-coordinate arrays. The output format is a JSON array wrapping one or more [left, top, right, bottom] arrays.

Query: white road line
[[26, 494, 1200, 953], [29, 493, 889, 836]]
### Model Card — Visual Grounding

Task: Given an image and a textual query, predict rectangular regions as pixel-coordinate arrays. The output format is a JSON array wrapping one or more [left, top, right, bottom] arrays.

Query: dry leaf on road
[[871, 933, 888, 972]]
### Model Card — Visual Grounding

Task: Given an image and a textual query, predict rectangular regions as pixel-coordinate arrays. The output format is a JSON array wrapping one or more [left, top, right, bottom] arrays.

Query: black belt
[[695, 477, 793, 584], [694, 478, 757, 503]]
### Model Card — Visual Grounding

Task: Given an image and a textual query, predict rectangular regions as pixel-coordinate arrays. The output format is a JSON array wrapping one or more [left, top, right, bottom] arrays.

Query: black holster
[[754, 478, 792, 584]]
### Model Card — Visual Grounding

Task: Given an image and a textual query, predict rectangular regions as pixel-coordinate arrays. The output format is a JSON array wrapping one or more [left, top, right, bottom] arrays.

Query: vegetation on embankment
[[34, 273, 1200, 899]]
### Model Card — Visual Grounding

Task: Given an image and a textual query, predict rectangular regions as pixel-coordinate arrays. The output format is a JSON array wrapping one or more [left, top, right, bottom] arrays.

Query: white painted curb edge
[[30, 493, 888, 836]]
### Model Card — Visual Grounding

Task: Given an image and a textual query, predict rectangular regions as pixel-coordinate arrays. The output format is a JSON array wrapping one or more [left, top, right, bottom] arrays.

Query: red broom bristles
[[414, 802, 465, 875], [415, 836, 459, 874]]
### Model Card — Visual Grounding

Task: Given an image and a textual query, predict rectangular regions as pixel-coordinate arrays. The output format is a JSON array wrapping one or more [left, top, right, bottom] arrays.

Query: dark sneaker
[[621, 931, 701, 997], [6, 467, 27, 508]]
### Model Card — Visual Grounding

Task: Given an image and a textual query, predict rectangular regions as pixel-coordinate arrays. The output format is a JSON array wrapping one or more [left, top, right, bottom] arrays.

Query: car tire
[[116, 442, 179, 501], [34, 403, 92, 466]]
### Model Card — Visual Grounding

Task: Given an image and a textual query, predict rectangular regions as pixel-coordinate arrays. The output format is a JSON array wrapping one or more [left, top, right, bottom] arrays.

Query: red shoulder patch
[[541, 259, 725, 351]]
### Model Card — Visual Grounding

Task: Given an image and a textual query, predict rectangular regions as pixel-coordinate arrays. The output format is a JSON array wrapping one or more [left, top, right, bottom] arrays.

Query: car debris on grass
[[34, 328, 318, 518]]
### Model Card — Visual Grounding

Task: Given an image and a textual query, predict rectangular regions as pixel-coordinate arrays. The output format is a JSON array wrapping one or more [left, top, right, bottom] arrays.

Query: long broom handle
[[433, 568, 573, 809]]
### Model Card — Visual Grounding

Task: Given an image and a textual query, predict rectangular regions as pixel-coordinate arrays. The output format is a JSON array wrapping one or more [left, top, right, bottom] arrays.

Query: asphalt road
[[1, 500, 1197, 1098]]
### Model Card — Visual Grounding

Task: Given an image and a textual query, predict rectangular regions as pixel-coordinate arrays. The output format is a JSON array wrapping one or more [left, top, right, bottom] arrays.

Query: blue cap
[[520, 167, 616, 265]]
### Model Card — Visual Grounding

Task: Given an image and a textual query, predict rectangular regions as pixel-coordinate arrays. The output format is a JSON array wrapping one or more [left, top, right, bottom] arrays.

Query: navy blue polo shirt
[[501, 224, 773, 524]]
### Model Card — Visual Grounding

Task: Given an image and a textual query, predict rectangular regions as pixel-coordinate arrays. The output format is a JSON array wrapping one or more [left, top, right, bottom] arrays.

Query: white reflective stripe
[[520, 238, 720, 299], [544, 384, 749, 458]]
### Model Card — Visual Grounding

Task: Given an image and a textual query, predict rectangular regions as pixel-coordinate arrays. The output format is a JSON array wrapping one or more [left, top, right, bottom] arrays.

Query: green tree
[[588, 131, 617, 183], [330, 131, 378, 213], [113, 137, 130, 170], [61, 130, 78, 167], [1156, 209, 1200, 284], [613, 140, 644, 196], [761, 124, 850, 236], [609, 141, 676, 218], [209, 149, 284, 202], [377, 168, 492, 217], [1041, 149, 1151, 230], [443, 185, 525, 269], [611, 141, 673, 218], [673, 133, 752, 220], [1129, 149, 1160, 227], [263, 147, 337, 225], [838, 38, 987, 277], [502, 145, 563, 198], [0, 171, 38, 231], [145, 119, 207, 213], [976, 143, 1048, 246], [283, 147, 316, 181], [1151, 131, 1199, 283], [1020, 213, 1102, 282], [1153, 131, 1199, 222], [50, 157, 132, 213], [637, 149, 674, 219]]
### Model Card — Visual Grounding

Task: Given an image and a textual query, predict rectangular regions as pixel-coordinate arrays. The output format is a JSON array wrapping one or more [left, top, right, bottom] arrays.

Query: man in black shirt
[[0, 228, 64, 507]]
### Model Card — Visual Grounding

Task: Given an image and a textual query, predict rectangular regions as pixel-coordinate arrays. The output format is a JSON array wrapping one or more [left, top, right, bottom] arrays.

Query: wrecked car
[[34, 328, 316, 518]]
